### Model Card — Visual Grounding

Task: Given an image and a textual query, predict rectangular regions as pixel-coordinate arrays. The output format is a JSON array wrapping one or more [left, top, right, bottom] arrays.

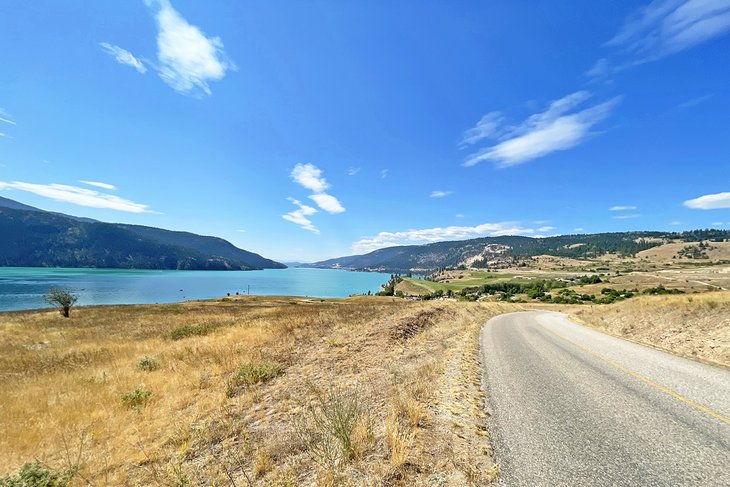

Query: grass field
[[397, 271, 556, 295], [0, 296, 514, 486], [573, 291, 730, 367], [2, 285, 728, 486]]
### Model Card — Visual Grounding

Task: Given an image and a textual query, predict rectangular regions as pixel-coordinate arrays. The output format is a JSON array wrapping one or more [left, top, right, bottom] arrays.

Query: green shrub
[[121, 388, 152, 409], [137, 356, 159, 372], [0, 462, 77, 487], [235, 362, 284, 386], [642, 285, 684, 295], [170, 323, 213, 340]]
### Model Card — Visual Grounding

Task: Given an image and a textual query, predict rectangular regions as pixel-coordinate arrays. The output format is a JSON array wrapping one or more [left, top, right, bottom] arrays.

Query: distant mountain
[[0, 196, 38, 212], [0, 197, 285, 270], [309, 230, 730, 273], [0, 195, 98, 223]]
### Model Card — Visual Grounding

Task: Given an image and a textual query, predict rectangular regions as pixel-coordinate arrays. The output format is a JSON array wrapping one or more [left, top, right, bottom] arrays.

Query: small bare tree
[[45, 288, 79, 318]]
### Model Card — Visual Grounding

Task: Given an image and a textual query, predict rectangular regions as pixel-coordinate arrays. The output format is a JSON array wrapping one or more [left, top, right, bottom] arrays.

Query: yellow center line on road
[[540, 323, 730, 427]]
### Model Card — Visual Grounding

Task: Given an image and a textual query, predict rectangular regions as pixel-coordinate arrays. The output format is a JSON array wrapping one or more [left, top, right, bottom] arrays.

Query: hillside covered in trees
[[0, 199, 285, 270], [310, 230, 730, 273]]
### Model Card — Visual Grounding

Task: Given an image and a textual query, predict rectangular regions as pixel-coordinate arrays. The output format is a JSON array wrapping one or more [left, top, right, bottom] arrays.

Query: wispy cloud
[[352, 222, 552, 254], [100, 43, 147, 73], [347, 167, 361, 176], [460, 112, 503, 147], [455, 214, 465, 219], [236, 229, 246, 233], [79, 180, 117, 190], [612, 213, 641, 219], [0, 108, 16, 126], [573, 227, 585, 232], [463, 91, 620, 168], [380, 169, 389, 179], [669, 220, 682, 225], [290, 163, 346, 214], [0, 181, 156, 213], [677, 93, 715, 110], [538, 226, 557, 232], [282, 197, 319, 234], [609, 205, 638, 211], [147, 0, 235, 96], [429, 190, 453, 198], [684, 191, 730, 209], [590, 0, 730, 78]]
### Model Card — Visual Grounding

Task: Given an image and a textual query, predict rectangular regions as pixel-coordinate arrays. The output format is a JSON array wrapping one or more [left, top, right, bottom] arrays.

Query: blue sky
[[1, 0, 729, 262]]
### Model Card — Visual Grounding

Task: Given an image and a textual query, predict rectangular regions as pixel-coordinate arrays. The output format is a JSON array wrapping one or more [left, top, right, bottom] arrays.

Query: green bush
[[170, 323, 213, 340], [121, 388, 152, 409], [0, 462, 77, 487], [642, 285, 684, 295], [137, 356, 159, 372], [235, 362, 284, 386]]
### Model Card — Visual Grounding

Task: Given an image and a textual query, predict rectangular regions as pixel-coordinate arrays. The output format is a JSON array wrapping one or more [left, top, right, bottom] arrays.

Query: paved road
[[480, 311, 730, 486]]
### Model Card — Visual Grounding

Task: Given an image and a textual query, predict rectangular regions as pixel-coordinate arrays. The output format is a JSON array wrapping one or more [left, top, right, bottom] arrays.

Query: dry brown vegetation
[[573, 291, 730, 367], [0, 296, 511, 486]]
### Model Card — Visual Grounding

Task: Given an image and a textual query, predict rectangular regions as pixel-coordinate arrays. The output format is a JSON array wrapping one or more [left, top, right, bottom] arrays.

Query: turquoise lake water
[[0, 267, 392, 312]]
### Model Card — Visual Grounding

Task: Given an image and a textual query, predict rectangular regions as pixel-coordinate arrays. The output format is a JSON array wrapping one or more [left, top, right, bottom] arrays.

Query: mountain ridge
[[0, 197, 285, 270], [309, 230, 730, 273]]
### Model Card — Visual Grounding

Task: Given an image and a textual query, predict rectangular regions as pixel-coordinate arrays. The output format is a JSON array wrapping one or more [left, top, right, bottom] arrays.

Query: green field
[[398, 272, 541, 295]]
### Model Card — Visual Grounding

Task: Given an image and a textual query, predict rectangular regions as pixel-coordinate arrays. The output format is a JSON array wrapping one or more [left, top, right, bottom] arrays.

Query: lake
[[0, 267, 393, 312]]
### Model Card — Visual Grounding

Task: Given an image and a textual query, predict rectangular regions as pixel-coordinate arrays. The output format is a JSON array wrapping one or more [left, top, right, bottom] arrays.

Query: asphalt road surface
[[480, 311, 730, 486]]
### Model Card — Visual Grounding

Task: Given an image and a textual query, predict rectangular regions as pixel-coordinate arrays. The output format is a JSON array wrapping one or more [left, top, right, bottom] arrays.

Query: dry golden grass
[[573, 291, 730, 367], [0, 296, 510, 486]]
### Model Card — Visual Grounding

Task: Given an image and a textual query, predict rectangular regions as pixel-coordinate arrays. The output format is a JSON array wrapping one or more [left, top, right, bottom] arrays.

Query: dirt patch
[[392, 308, 447, 340]]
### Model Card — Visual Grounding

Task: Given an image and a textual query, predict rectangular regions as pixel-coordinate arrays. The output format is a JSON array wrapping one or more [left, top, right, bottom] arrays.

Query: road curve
[[480, 311, 730, 486]]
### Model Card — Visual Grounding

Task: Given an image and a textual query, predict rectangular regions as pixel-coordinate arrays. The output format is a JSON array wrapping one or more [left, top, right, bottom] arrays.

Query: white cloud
[[538, 226, 557, 232], [290, 163, 345, 214], [291, 163, 329, 193], [677, 93, 715, 109], [573, 227, 585, 232], [609, 205, 638, 211], [0, 181, 155, 213], [351, 222, 549, 254], [236, 229, 246, 233], [100, 43, 147, 73], [455, 214, 465, 219], [429, 190, 453, 198], [461, 112, 503, 146], [669, 220, 682, 225], [593, 0, 730, 76], [146, 0, 235, 96], [308, 193, 345, 214], [0, 108, 16, 126], [380, 169, 389, 179], [684, 191, 730, 209], [79, 180, 117, 190], [282, 197, 319, 234], [612, 213, 641, 219], [585, 58, 612, 79], [463, 92, 620, 168], [347, 167, 361, 176]]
